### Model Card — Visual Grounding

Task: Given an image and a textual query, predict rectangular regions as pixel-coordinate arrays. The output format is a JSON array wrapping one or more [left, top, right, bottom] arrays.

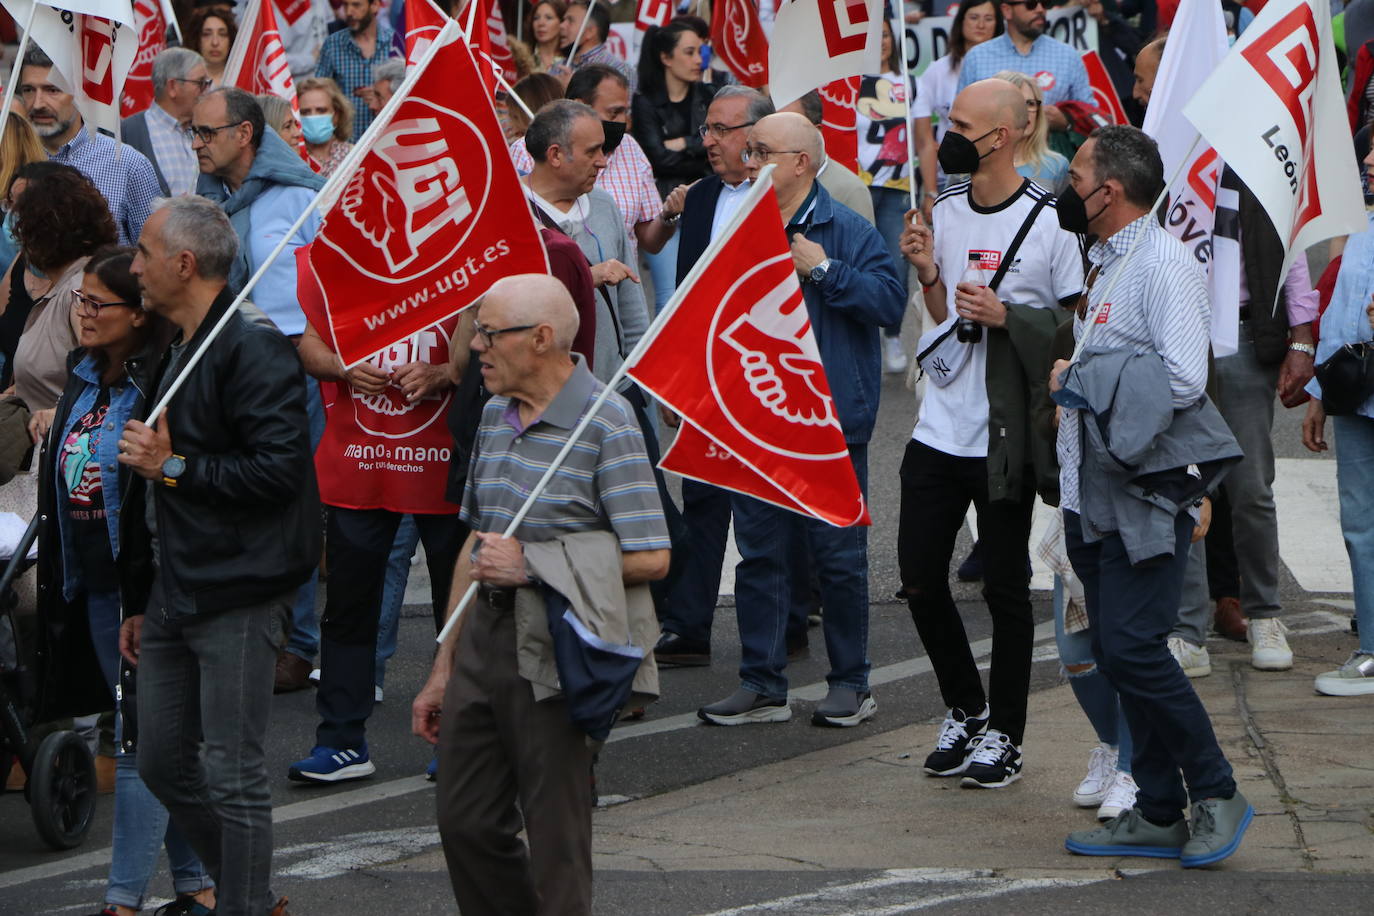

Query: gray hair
[[790, 90, 824, 127], [154, 196, 238, 280], [372, 59, 405, 91], [1087, 125, 1164, 209], [525, 99, 598, 163], [152, 47, 206, 101], [256, 94, 292, 133], [713, 85, 775, 126]]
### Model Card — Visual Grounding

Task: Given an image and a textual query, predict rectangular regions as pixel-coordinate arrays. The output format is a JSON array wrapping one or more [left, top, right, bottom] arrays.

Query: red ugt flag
[[406, 0, 448, 65], [121, 0, 169, 118], [819, 77, 860, 173], [222, 0, 296, 105], [1080, 51, 1127, 125], [711, 0, 769, 88], [627, 170, 869, 527], [306, 26, 549, 368]]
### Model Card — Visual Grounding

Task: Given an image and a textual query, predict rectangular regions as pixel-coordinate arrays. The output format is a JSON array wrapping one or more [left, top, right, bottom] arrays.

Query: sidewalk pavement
[[591, 615, 1373, 875]]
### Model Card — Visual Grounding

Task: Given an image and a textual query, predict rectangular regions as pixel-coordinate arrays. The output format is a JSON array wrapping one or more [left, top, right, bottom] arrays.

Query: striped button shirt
[[461, 357, 670, 552], [50, 128, 161, 245], [1057, 214, 1211, 515], [143, 103, 198, 197], [957, 34, 1093, 107], [314, 23, 403, 141]]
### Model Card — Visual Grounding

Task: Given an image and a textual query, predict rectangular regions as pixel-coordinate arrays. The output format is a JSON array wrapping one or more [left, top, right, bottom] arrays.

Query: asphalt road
[[2, 364, 1364, 915]]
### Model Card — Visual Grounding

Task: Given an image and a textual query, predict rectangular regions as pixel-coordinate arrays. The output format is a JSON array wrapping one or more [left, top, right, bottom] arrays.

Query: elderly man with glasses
[[122, 47, 212, 198], [191, 86, 330, 693], [695, 112, 904, 727]]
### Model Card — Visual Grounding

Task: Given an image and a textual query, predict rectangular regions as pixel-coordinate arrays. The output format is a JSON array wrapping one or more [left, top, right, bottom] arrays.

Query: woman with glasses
[[913, 0, 1003, 223], [996, 70, 1070, 193], [36, 247, 216, 916], [631, 20, 719, 311]]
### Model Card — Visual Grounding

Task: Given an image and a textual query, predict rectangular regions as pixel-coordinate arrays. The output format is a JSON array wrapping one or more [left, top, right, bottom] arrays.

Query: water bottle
[[957, 251, 988, 344]]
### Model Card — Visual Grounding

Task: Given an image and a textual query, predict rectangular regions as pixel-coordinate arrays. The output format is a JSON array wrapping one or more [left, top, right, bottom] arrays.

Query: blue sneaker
[[425, 756, 438, 781], [287, 745, 375, 783]]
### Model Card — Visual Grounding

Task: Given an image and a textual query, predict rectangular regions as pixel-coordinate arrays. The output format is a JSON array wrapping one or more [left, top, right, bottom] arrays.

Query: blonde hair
[[296, 76, 354, 142], [994, 70, 1053, 177], [0, 112, 45, 204]]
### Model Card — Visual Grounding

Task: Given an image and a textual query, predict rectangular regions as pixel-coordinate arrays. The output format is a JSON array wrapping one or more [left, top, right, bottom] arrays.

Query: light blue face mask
[[301, 114, 335, 145]]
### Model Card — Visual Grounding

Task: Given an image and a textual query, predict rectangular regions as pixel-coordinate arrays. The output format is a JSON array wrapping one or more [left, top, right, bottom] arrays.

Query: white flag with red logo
[[120, 0, 174, 118], [2, 0, 138, 138], [626, 168, 869, 527], [222, 0, 296, 105], [1183, 0, 1364, 289], [305, 24, 549, 368], [405, 0, 448, 66], [1081, 51, 1126, 126], [768, 0, 883, 109], [633, 0, 673, 56], [819, 76, 860, 173], [711, 0, 769, 88], [1143, 0, 1240, 355]]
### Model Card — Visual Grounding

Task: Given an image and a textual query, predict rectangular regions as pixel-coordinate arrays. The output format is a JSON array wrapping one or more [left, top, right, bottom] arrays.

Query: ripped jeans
[[1054, 575, 1132, 773]]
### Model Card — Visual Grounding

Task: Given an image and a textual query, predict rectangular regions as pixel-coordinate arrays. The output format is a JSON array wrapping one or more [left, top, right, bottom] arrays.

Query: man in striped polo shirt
[[1052, 126, 1251, 867], [412, 274, 669, 915]]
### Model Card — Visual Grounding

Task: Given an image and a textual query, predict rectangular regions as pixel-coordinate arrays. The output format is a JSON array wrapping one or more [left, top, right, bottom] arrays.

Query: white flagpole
[[160, 0, 184, 45], [1, 4, 38, 132], [515, 0, 523, 43], [463, 0, 479, 35], [895, 14, 917, 213], [498, 70, 534, 119], [564, 0, 595, 66], [145, 19, 463, 424], [435, 165, 782, 646]]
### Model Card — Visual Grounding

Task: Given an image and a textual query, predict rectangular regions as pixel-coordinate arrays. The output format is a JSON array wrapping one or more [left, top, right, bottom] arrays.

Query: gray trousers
[[1173, 324, 1283, 644], [137, 589, 291, 916]]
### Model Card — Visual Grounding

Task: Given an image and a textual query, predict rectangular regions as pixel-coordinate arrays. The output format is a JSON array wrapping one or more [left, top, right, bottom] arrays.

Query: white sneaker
[[1073, 742, 1118, 807], [1314, 652, 1374, 696], [1248, 617, 1293, 671], [374, 685, 384, 703], [883, 336, 908, 374], [1096, 770, 1138, 821], [308, 668, 321, 684], [1168, 636, 1212, 678]]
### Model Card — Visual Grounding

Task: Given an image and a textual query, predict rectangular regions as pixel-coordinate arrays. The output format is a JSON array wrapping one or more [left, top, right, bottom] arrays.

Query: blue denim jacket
[[796, 183, 906, 443], [1307, 210, 1374, 419], [54, 354, 145, 601]]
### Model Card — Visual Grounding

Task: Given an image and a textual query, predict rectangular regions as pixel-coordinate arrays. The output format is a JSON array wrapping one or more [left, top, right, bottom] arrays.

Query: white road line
[[841, 876, 1105, 916]]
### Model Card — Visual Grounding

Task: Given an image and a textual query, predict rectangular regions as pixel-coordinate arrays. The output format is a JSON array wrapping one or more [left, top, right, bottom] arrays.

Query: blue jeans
[[868, 186, 910, 337], [1053, 577, 1132, 774], [286, 378, 325, 662], [1334, 415, 1374, 653], [87, 591, 211, 909], [137, 591, 291, 916], [375, 515, 421, 689], [643, 232, 680, 313], [731, 444, 870, 698], [1064, 510, 1235, 823]]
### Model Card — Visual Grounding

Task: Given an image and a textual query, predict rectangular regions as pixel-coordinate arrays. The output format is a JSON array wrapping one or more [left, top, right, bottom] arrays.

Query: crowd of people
[[2, 0, 1374, 914]]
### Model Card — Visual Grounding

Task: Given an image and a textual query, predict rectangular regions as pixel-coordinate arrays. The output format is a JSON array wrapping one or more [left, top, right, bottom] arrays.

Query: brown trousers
[[436, 597, 594, 916]]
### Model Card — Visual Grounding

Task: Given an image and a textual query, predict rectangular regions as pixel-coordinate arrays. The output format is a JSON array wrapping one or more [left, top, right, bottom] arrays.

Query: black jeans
[[316, 506, 467, 750], [1064, 510, 1236, 823], [897, 439, 1036, 744]]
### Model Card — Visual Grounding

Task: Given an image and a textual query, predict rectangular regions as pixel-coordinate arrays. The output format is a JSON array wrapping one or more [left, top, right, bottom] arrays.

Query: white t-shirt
[[913, 55, 960, 142], [913, 178, 1084, 458]]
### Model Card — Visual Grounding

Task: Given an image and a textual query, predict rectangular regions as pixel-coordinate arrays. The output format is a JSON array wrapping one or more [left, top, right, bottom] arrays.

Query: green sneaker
[[1065, 808, 1188, 858], [1181, 792, 1253, 868]]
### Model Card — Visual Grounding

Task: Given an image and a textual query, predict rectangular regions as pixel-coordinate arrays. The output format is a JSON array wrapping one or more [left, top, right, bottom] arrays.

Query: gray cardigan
[[1054, 346, 1243, 564]]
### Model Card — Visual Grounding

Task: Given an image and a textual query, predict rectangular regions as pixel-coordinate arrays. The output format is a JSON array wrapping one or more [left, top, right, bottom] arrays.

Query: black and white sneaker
[[698, 688, 792, 725], [922, 705, 990, 776], [810, 688, 877, 727], [960, 729, 1023, 788]]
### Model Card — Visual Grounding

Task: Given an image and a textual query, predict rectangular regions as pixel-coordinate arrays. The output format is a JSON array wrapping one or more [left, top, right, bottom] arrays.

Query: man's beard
[[1020, 22, 1045, 40], [349, 12, 374, 33], [31, 112, 72, 139]]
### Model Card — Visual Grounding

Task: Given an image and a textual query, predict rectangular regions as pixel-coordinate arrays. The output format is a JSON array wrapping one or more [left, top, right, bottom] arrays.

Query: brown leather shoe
[[96, 753, 116, 794], [273, 653, 313, 694], [1213, 597, 1247, 641], [269, 896, 291, 915]]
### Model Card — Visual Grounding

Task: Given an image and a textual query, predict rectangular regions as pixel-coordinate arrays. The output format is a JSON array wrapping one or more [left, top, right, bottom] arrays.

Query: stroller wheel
[[29, 730, 96, 850]]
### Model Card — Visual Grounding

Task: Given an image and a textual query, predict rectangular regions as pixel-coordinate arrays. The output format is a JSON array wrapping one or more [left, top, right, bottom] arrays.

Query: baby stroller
[[0, 514, 99, 849]]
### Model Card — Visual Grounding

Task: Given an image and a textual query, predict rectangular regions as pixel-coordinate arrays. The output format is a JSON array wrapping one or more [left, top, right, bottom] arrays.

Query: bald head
[[961, 78, 1029, 133], [483, 273, 580, 351], [1133, 38, 1165, 108], [752, 112, 824, 173]]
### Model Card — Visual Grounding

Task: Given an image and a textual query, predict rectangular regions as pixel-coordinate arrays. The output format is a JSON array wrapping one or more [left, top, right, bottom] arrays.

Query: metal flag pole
[[564, 0, 595, 67], [144, 19, 463, 424], [895, 12, 918, 213], [434, 165, 782, 646], [0, 4, 38, 134]]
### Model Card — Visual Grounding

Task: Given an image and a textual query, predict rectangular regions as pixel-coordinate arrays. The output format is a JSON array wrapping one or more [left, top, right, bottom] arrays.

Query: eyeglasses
[[1025, 99, 1043, 109], [171, 77, 214, 91], [698, 121, 755, 140], [73, 289, 135, 314], [1004, 0, 1047, 8], [184, 122, 243, 144], [741, 147, 804, 163], [473, 322, 537, 347]]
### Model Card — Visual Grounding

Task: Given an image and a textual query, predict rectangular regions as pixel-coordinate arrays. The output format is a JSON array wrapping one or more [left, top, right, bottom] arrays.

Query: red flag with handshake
[[711, 0, 769, 88], [306, 23, 548, 368], [626, 168, 869, 527], [121, 0, 173, 118]]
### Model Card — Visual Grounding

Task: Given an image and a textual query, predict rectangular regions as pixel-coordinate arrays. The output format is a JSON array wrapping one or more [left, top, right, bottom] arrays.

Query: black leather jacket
[[145, 288, 320, 618], [630, 81, 719, 198]]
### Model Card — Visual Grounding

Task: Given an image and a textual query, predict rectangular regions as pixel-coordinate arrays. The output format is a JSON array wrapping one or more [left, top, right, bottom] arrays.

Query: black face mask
[[601, 120, 627, 155], [937, 128, 998, 175], [1057, 183, 1108, 234]]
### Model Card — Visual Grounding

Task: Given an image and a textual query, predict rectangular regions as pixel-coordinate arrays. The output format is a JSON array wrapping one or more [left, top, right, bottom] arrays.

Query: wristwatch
[[161, 454, 186, 488], [809, 258, 832, 284], [1288, 342, 1316, 356]]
